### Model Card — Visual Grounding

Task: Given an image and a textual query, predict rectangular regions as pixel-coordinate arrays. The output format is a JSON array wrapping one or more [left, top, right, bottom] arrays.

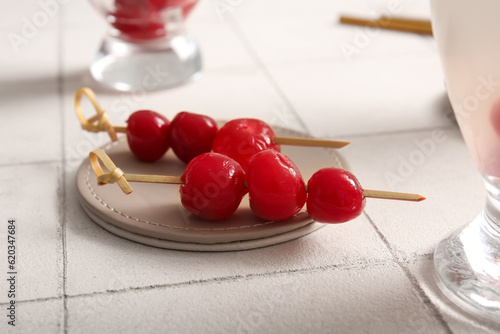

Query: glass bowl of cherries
[[88, 0, 201, 91]]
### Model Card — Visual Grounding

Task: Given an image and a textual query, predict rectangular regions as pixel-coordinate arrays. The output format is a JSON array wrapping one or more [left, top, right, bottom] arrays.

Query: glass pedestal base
[[434, 214, 500, 322], [90, 33, 202, 92]]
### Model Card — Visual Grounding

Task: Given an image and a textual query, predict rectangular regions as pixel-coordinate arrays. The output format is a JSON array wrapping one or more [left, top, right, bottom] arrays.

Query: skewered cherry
[[167, 111, 218, 164], [212, 118, 281, 172], [90, 149, 425, 224], [306, 168, 366, 224], [180, 153, 247, 220], [126, 110, 170, 162], [247, 150, 307, 221]]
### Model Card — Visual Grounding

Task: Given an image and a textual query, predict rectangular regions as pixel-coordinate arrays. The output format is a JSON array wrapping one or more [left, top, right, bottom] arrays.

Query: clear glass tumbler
[[431, 0, 500, 321], [88, 0, 201, 91]]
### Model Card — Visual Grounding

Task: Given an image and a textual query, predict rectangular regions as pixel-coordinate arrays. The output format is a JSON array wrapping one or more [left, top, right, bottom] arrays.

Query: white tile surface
[[342, 128, 485, 259], [0, 163, 62, 303], [1, 24, 59, 84], [231, 7, 434, 66], [2, 0, 498, 332], [266, 54, 447, 138], [66, 262, 444, 334], [2, 298, 64, 334], [0, 82, 62, 165]]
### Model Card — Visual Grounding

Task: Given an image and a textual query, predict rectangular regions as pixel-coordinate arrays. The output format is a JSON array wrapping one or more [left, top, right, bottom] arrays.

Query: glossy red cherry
[[126, 110, 170, 162], [307, 168, 365, 224], [167, 111, 218, 164], [111, 0, 166, 39], [212, 118, 281, 172], [180, 153, 247, 220], [247, 150, 307, 221]]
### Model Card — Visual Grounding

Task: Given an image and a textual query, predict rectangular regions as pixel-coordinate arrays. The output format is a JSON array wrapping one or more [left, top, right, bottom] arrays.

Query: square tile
[[266, 54, 448, 138], [0, 82, 62, 165], [0, 163, 63, 303], [66, 261, 445, 333], [341, 128, 484, 258], [231, 10, 434, 66], [2, 298, 64, 334], [1, 23, 59, 83]]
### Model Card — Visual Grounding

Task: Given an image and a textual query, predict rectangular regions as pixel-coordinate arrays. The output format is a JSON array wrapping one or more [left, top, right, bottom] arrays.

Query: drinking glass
[[88, 0, 201, 91], [431, 0, 500, 321]]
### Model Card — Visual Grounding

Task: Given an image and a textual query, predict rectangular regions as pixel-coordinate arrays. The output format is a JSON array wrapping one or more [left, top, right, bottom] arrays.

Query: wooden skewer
[[90, 149, 425, 203], [339, 15, 433, 36], [363, 189, 425, 202], [379, 16, 432, 29], [274, 136, 349, 149], [89, 149, 183, 194], [75, 88, 119, 141], [108, 129, 350, 148], [75, 88, 350, 149]]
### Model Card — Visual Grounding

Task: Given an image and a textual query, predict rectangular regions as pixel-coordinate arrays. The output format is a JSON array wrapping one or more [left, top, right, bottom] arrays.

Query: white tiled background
[[1, 0, 500, 333]]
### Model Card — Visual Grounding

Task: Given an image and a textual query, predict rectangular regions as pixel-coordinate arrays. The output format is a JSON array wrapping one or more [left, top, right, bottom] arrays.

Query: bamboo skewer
[[363, 189, 425, 202], [75, 88, 350, 149], [274, 136, 350, 149], [89, 149, 183, 194], [90, 149, 425, 203], [339, 15, 433, 36], [75, 88, 119, 141], [379, 16, 432, 29]]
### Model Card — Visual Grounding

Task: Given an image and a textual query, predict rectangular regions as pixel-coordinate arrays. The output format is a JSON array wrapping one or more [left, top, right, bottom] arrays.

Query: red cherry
[[110, 0, 166, 39], [180, 153, 247, 220], [306, 168, 366, 224], [212, 119, 281, 172], [167, 111, 218, 164], [126, 110, 170, 162], [247, 150, 307, 221]]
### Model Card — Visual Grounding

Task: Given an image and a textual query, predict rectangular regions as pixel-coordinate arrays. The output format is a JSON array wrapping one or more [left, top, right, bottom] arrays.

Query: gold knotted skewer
[[89, 149, 425, 202], [75, 88, 350, 149]]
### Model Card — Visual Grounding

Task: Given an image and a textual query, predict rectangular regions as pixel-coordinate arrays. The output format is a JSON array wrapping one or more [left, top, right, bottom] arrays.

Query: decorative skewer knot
[[89, 149, 132, 194], [97, 167, 125, 186], [75, 88, 118, 142]]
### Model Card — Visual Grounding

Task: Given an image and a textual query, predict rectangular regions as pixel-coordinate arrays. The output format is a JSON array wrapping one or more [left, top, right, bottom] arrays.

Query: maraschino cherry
[[247, 150, 306, 221], [212, 118, 281, 172], [167, 111, 218, 164], [307, 168, 366, 224], [126, 110, 170, 162], [180, 153, 247, 220]]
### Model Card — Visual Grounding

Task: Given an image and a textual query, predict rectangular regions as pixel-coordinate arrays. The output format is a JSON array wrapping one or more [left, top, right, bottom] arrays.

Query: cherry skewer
[[75, 87, 350, 149], [91, 149, 424, 201], [89, 149, 425, 223], [109, 126, 349, 149]]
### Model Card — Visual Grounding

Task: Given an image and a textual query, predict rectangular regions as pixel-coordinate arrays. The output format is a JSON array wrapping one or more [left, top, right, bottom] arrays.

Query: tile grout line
[[225, 15, 312, 136], [0, 258, 395, 306], [362, 211, 454, 334], [56, 9, 69, 334]]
